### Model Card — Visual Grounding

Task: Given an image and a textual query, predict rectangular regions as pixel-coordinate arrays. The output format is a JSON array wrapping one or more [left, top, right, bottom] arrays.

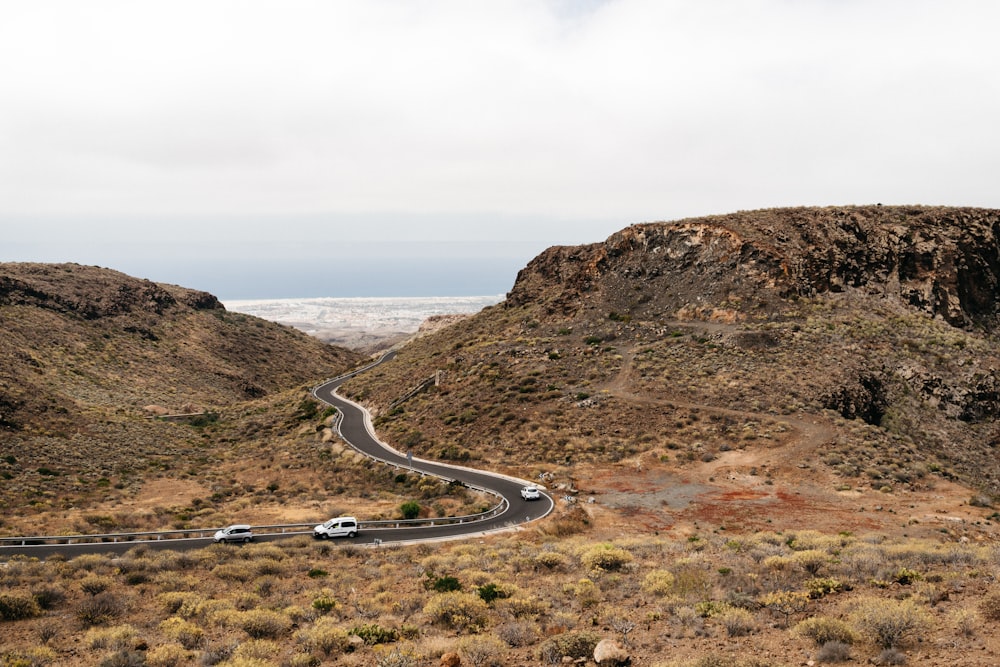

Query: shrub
[[98, 650, 146, 667], [496, 594, 544, 618], [496, 620, 537, 647], [76, 592, 126, 626], [156, 592, 199, 615], [374, 646, 418, 667], [145, 644, 191, 667], [952, 608, 980, 637], [580, 544, 634, 573], [232, 639, 281, 661], [717, 606, 756, 637], [0, 593, 42, 621], [641, 569, 676, 596], [877, 648, 907, 665], [806, 578, 844, 599], [537, 631, 601, 663], [311, 589, 339, 614], [980, 591, 1000, 621], [476, 582, 511, 604], [816, 640, 852, 663], [239, 609, 292, 639], [793, 549, 829, 576], [423, 592, 490, 632], [400, 501, 421, 520], [31, 585, 66, 611], [295, 617, 351, 656], [0, 647, 57, 666], [427, 574, 462, 593], [533, 551, 568, 571], [160, 616, 205, 649], [850, 597, 931, 649], [85, 624, 137, 650], [350, 623, 399, 645], [794, 616, 856, 646], [458, 635, 506, 667], [212, 562, 252, 582], [758, 590, 809, 627], [80, 575, 114, 596]]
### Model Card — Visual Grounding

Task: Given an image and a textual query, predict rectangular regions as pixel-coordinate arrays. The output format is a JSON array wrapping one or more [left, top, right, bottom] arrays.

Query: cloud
[[2, 0, 998, 241]]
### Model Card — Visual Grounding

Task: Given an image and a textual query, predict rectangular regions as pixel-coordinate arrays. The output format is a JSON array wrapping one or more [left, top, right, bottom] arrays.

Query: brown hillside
[[0, 263, 384, 535], [343, 205, 1000, 539]]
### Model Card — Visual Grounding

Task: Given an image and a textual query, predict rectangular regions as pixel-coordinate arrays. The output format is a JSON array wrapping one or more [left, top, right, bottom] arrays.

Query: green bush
[[350, 623, 399, 645], [428, 574, 462, 593], [400, 501, 421, 520], [476, 582, 511, 604], [311, 589, 338, 614], [805, 578, 844, 599]]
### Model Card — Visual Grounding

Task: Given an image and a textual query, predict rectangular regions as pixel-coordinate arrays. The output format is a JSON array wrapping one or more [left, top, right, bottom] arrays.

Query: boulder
[[440, 652, 461, 667], [593, 638, 629, 665]]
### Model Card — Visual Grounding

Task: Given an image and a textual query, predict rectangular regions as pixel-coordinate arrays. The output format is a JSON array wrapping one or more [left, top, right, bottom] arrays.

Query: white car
[[520, 486, 541, 501], [213, 524, 253, 543], [313, 516, 359, 539]]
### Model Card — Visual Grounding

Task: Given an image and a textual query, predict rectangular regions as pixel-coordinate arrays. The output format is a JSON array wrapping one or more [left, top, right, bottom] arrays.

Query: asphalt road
[[0, 353, 553, 558]]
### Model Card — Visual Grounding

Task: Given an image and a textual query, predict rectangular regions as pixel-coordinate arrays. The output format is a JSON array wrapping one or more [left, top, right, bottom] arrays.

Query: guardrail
[[0, 498, 510, 548]]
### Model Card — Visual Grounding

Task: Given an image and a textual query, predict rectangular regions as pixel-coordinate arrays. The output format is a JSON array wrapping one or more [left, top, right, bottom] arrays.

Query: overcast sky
[[2, 1, 998, 298]]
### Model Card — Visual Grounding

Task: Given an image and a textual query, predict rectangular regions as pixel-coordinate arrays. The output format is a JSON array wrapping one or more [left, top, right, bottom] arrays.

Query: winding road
[[0, 353, 553, 558]]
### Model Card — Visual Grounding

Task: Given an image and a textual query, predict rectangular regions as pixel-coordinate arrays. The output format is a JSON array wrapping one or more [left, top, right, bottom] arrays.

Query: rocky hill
[[0, 263, 372, 534], [0, 263, 361, 433], [343, 206, 1000, 537]]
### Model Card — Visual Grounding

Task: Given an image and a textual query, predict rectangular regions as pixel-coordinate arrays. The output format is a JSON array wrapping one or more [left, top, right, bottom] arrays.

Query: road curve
[[310, 352, 555, 541], [0, 353, 553, 558]]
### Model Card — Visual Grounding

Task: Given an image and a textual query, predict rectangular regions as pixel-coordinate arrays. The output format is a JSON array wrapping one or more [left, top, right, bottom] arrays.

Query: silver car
[[213, 524, 253, 543]]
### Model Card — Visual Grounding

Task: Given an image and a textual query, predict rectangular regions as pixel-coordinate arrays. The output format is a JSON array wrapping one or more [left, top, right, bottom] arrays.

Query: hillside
[[3, 215, 1000, 666], [0, 263, 380, 535], [342, 205, 1000, 539]]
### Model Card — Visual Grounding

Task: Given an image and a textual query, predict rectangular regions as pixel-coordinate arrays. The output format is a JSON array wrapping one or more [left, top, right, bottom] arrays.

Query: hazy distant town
[[224, 295, 504, 349]]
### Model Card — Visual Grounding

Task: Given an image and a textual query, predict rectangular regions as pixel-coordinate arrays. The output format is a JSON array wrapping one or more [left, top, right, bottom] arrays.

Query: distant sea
[[224, 295, 505, 339]]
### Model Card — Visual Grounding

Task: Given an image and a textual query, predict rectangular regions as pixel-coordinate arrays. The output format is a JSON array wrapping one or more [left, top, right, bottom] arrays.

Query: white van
[[313, 516, 359, 539]]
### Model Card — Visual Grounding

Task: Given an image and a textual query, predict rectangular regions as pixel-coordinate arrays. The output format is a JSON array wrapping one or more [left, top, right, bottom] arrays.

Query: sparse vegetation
[[5, 210, 1000, 664]]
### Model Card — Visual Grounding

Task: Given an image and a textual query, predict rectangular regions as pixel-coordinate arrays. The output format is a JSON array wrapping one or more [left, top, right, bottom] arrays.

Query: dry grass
[[2, 527, 997, 665]]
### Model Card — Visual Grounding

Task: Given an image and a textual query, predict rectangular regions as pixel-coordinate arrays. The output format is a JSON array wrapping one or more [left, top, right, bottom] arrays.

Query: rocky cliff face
[[0, 262, 222, 319], [508, 206, 1000, 331]]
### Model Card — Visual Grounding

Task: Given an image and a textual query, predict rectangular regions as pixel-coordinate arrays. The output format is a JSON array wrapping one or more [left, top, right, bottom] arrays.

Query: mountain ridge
[[344, 205, 1000, 511]]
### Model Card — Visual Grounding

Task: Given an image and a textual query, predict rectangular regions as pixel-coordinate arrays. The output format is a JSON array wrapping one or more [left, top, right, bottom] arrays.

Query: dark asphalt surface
[[0, 353, 553, 559]]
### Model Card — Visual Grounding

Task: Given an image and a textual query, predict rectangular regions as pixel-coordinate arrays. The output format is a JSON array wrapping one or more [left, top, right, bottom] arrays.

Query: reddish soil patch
[[573, 457, 999, 544]]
